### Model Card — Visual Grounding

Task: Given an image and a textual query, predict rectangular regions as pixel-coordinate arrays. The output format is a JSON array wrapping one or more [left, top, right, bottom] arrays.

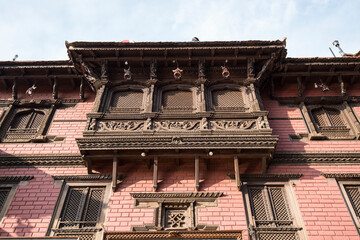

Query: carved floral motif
[[98, 121, 144, 131], [153, 120, 200, 131], [210, 120, 256, 130]]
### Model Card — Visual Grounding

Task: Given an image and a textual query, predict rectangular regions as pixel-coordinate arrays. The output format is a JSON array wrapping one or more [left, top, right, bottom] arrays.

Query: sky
[[0, 0, 359, 61]]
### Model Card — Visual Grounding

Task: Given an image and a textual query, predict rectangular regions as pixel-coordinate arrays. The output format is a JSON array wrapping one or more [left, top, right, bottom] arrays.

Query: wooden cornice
[[0, 176, 34, 183], [52, 174, 112, 181], [105, 230, 243, 240], [273, 152, 360, 165], [321, 173, 360, 180], [0, 154, 83, 167], [227, 173, 302, 181]]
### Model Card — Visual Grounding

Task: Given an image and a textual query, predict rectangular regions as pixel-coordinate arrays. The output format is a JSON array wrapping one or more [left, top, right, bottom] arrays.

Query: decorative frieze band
[[273, 152, 360, 165], [321, 173, 360, 180], [92, 117, 268, 132], [105, 230, 243, 240], [0, 176, 34, 183], [228, 173, 302, 181], [77, 136, 278, 150], [0, 154, 83, 167], [130, 192, 223, 199], [52, 174, 112, 181]]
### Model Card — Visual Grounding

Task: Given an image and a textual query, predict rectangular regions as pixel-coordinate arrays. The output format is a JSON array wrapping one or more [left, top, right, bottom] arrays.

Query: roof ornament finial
[[282, 37, 287, 47], [221, 59, 230, 79], [172, 60, 183, 80], [25, 84, 37, 96], [124, 61, 133, 81]]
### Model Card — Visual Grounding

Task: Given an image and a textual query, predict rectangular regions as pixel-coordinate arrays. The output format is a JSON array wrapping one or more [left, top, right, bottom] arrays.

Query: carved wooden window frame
[[156, 84, 197, 113], [48, 178, 111, 240], [106, 85, 147, 113], [300, 102, 360, 140], [242, 181, 306, 240], [0, 104, 55, 143], [130, 192, 223, 231], [337, 181, 360, 234], [0, 184, 18, 224], [207, 84, 249, 112], [0, 176, 33, 224]]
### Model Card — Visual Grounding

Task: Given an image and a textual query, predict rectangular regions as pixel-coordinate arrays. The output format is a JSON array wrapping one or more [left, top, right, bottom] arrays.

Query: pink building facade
[[0, 40, 360, 240]]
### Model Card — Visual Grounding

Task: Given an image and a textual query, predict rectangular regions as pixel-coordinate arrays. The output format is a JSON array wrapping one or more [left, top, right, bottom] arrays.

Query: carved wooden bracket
[[79, 56, 102, 91]]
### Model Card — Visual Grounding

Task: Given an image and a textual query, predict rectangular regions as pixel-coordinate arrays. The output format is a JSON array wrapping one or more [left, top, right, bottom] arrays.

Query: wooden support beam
[[338, 74, 346, 97], [261, 156, 267, 174], [52, 77, 58, 99], [297, 76, 302, 97], [195, 156, 200, 191], [79, 78, 84, 100], [234, 156, 241, 191], [153, 157, 158, 192], [112, 156, 118, 192], [84, 152, 272, 159], [12, 78, 18, 100]]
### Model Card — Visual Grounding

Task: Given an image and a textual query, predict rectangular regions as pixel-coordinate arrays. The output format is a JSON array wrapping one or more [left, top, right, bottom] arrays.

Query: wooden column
[[234, 156, 241, 190], [195, 156, 200, 191], [86, 159, 93, 174], [112, 156, 118, 192], [153, 157, 158, 192]]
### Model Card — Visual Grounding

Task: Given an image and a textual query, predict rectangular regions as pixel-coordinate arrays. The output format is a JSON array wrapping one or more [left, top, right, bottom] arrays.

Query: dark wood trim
[[227, 173, 302, 182], [0, 176, 34, 183], [321, 173, 360, 180], [195, 156, 199, 191], [52, 175, 112, 181], [0, 154, 83, 167], [273, 152, 360, 165], [153, 156, 158, 192], [105, 230, 242, 240], [234, 156, 241, 190]]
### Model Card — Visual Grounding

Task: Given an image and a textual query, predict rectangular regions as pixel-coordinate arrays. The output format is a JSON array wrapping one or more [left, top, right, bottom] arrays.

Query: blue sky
[[0, 0, 359, 60]]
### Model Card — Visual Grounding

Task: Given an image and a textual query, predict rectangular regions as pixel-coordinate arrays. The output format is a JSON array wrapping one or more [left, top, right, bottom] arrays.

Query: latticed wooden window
[[312, 107, 345, 128], [212, 89, 245, 111], [0, 188, 11, 215], [53, 186, 105, 240], [110, 91, 143, 111], [6, 110, 44, 139], [247, 185, 300, 240], [311, 107, 350, 138], [162, 90, 193, 111], [344, 185, 360, 230]]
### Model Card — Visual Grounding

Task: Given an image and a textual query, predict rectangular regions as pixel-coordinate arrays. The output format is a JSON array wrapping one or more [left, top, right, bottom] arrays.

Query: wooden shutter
[[248, 185, 299, 240], [344, 185, 360, 226], [0, 188, 10, 213], [111, 91, 143, 109], [212, 90, 245, 110], [162, 90, 193, 110], [59, 187, 105, 229]]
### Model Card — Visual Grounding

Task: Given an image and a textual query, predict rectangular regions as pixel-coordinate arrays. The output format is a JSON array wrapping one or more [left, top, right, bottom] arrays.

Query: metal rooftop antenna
[[333, 40, 345, 56]]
